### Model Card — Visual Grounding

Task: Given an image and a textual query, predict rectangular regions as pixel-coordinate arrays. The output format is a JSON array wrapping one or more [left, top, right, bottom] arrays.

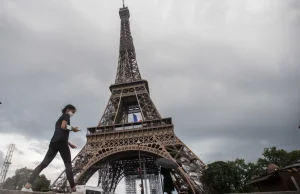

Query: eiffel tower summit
[[51, 4, 207, 194]]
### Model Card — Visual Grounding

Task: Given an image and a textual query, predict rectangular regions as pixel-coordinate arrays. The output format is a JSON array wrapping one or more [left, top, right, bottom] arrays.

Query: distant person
[[21, 104, 80, 193]]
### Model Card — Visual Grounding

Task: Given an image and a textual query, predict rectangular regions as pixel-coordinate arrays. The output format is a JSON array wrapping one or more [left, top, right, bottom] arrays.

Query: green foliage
[[2, 177, 14, 190], [202, 161, 239, 193], [202, 147, 300, 193], [32, 174, 51, 192], [202, 159, 259, 193], [14, 167, 33, 190], [2, 167, 51, 192], [255, 147, 300, 173], [288, 150, 300, 164], [258, 147, 289, 168], [228, 159, 260, 192]]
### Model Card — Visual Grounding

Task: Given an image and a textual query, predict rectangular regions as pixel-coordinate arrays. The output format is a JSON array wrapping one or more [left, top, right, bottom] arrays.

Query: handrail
[[87, 117, 172, 135]]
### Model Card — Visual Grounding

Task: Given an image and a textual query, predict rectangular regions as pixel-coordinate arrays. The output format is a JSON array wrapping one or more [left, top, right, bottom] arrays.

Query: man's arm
[[61, 114, 79, 132], [68, 142, 77, 149], [61, 114, 71, 130]]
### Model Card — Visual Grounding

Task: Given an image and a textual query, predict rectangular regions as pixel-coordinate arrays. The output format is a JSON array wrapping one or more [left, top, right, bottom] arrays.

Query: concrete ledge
[[228, 192, 300, 194], [1, 190, 299, 194], [0, 189, 56, 194]]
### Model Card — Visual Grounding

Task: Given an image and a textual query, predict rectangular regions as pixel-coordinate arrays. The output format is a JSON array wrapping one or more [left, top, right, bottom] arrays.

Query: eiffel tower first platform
[[51, 5, 207, 194]]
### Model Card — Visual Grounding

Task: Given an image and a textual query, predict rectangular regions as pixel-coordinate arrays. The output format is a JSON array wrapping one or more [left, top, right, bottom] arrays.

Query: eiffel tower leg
[[97, 167, 112, 189], [94, 160, 124, 193], [98, 162, 110, 192], [108, 160, 124, 192], [150, 130, 206, 193], [167, 141, 206, 193]]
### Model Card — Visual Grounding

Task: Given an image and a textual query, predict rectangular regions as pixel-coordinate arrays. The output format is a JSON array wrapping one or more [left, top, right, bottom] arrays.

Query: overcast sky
[[0, 0, 300, 193]]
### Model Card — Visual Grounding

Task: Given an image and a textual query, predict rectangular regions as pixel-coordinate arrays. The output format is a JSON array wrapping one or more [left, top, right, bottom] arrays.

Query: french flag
[[133, 114, 142, 122]]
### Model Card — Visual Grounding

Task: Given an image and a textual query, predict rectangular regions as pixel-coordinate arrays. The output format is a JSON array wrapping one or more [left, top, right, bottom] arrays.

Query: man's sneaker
[[70, 186, 83, 194], [71, 188, 83, 194], [21, 186, 33, 192]]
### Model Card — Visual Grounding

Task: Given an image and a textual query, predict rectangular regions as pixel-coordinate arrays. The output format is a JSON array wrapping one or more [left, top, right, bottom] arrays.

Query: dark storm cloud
[[142, 0, 300, 162], [0, 0, 114, 142], [0, 0, 300, 169]]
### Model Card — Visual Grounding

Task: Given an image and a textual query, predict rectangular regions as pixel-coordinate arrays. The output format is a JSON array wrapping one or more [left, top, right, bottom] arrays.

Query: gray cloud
[[14, 147, 24, 155], [29, 146, 47, 154], [0, 150, 4, 166], [32, 161, 40, 167], [0, 1, 300, 191]]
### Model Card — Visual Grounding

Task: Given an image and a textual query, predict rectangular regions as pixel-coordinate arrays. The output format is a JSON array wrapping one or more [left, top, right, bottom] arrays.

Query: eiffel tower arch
[[51, 5, 207, 194]]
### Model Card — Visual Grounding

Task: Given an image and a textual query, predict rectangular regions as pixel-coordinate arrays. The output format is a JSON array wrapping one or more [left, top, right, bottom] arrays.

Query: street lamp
[[137, 140, 144, 194]]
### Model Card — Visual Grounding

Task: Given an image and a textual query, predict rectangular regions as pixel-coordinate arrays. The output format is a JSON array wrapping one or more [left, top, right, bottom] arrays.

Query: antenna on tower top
[[122, 0, 125, 8]]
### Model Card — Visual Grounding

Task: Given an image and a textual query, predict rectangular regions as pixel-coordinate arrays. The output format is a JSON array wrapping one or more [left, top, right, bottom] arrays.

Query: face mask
[[68, 111, 74, 117]]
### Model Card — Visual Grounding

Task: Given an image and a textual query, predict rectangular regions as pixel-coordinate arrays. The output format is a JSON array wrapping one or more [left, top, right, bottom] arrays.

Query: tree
[[202, 159, 260, 193], [228, 159, 259, 192], [288, 150, 300, 164], [256, 147, 300, 171], [14, 167, 33, 190], [2, 177, 14, 190], [201, 161, 241, 193], [32, 174, 51, 192], [2, 167, 51, 191], [257, 147, 289, 168], [201, 147, 300, 193]]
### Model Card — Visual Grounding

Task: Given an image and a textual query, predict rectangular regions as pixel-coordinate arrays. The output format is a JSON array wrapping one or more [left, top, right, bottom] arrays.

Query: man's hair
[[62, 104, 76, 114]]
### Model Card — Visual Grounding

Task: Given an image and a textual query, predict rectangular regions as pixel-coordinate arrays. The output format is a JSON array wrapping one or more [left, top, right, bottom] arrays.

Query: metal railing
[[86, 118, 173, 135]]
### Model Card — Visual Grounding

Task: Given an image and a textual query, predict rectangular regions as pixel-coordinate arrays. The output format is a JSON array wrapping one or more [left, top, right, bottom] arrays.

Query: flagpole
[[143, 157, 148, 194], [137, 141, 144, 194]]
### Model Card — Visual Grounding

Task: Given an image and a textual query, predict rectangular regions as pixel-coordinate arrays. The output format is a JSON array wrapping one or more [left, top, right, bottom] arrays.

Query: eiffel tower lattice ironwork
[[51, 5, 207, 194]]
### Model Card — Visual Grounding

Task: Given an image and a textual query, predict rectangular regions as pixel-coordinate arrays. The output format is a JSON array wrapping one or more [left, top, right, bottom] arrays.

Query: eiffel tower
[[52, 4, 207, 194]]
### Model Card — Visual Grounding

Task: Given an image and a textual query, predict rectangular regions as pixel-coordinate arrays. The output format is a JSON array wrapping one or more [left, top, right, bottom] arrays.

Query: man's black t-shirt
[[50, 113, 70, 143]]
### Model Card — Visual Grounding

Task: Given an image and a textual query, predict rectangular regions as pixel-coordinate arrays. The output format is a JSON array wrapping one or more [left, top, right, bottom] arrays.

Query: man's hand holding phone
[[72, 127, 81, 132]]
